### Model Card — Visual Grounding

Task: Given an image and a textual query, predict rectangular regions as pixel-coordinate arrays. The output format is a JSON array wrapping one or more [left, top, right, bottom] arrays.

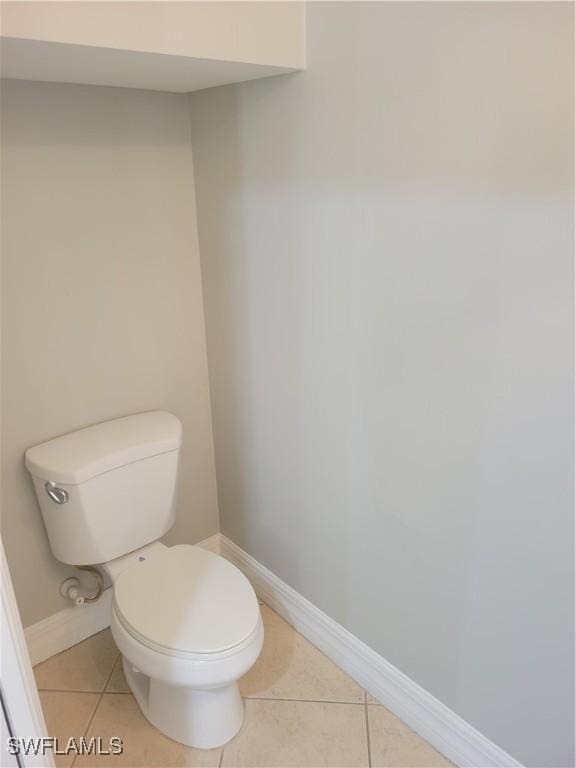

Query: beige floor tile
[[366, 692, 382, 705], [241, 605, 364, 703], [76, 694, 221, 767], [105, 656, 130, 693], [39, 691, 100, 767], [368, 706, 453, 767], [35, 630, 119, 693], [222, 699, 368, 767]]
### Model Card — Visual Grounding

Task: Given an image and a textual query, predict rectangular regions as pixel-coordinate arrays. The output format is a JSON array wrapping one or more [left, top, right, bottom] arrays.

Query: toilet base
[[123, 657, 245, 749]]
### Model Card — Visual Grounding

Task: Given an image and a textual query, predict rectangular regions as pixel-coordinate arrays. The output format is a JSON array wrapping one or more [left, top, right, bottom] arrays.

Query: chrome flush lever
[[45, 481, 69, 504]]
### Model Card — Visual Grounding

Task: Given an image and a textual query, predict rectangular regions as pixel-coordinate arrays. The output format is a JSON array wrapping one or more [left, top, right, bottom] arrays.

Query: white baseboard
[[24, 533, 221, 666], [25, 588, 113, 666], [220, 535, 522, 768], [195, 532, 221, 554]]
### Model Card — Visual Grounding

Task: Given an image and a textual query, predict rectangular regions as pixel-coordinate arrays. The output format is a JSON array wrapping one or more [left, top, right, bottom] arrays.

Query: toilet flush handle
[[45, 481, 69, 504]]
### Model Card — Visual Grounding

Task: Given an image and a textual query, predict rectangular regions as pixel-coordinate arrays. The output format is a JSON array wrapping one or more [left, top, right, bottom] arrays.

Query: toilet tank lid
[[25, 411, 182, 485]]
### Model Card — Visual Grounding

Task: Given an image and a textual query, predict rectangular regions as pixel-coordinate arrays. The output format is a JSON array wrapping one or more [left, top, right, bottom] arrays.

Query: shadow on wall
[[189, 4, 574, 767], [191, 75, 356, 624]]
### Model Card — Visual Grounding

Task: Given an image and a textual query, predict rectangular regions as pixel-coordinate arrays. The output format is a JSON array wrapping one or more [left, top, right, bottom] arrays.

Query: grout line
[[71, 651, 121, 768], [364, 691, 373, 768], [37, 687, 116, 694], [100, 691, 135, 697], [37, 689, 366, 705], [218, 747, 224, 768], [95, 690, 131, 694], [245, 696, 366, 706]]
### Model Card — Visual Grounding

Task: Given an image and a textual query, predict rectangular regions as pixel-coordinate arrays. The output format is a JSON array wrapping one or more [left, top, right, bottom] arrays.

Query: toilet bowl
[[25, 411, 263, 749], [105, 543, 264, 748]]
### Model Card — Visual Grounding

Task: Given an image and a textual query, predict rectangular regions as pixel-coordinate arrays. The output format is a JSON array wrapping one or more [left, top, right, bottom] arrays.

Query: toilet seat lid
[[113, 545, 260, 656]]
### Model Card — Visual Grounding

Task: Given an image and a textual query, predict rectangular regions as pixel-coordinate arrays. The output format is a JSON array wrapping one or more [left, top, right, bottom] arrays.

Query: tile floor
[[35, 603, 453, 768]]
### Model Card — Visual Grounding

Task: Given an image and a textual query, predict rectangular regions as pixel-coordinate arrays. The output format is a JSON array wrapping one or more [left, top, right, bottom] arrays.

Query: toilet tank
[[25, 411, 182, 565]]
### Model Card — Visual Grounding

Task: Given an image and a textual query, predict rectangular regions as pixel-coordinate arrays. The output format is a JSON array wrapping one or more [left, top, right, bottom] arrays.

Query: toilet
[[25, 411, 263, 749]]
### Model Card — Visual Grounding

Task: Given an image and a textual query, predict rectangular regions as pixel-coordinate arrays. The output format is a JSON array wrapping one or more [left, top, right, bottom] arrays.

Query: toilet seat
[[113, 544, 260, 658]]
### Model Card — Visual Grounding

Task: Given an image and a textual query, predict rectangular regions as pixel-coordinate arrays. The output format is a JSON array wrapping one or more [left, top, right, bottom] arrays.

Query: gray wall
[[1, 80, 219, 627], [189, 3, 574, 766]]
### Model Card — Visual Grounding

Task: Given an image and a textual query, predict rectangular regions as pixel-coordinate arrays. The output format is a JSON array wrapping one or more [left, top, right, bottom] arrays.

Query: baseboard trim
[[220, 535, 522, 768], [195, 532, 221, 554], [25, 588, 113, 666], [24, 533, 221, 666]]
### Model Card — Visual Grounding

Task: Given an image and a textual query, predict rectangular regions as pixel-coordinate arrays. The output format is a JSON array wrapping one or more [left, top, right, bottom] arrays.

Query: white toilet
[[25, 411, 263, 749]]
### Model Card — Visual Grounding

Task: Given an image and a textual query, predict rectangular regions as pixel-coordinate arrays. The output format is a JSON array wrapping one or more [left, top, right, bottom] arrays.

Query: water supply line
[[60, 566, 104, 606]]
